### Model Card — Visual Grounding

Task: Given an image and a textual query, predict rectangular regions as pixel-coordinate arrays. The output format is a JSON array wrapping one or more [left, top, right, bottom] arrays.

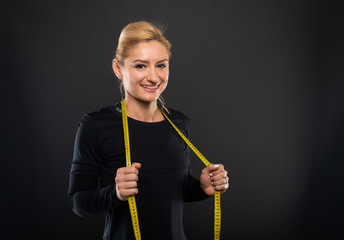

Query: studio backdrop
[[2, 0, 343, 239]]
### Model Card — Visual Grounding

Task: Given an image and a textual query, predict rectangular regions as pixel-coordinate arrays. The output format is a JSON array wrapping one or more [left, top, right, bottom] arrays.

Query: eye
[[157, 64, 166, 69], [135, 64, 146, 69]]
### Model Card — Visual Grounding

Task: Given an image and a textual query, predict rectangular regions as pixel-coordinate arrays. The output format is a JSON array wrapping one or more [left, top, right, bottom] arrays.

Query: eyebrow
[[132, 59, 169, 63]]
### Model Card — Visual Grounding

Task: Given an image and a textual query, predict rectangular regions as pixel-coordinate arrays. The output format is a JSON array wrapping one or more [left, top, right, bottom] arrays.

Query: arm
[[68, 114, 123, 217], [176, 115, 209, 202], [184, 166, 210, 202], [69, 180, 121, 217], [180, 114, 229, 200]]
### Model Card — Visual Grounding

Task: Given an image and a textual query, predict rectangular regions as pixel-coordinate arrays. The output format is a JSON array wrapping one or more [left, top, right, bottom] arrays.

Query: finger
[[213, 176, 229, 186], [117, 181, 137, 189], [212, 170, 228, 181], [209, 163, 223, 171], [202, 164, 222, 176], [213, 182, 229, 192], [206, 164, 220, 173], [132, 162, 142, 170], [119, 188, 139, 197], [117, 165, 139, 175], [115, 172, 136, 185], [121, 173, 139, 182], [115, 172, 139, 186], [209, 164, 225, 176]]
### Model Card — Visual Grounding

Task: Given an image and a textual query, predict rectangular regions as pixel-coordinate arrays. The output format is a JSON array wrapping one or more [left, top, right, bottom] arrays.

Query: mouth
[[141, 83, 160, 91]]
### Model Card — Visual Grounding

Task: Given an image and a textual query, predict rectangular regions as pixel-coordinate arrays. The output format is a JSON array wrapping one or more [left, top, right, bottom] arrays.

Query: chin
[[134, 95, 160, 104], [139, 92, 163, 103]]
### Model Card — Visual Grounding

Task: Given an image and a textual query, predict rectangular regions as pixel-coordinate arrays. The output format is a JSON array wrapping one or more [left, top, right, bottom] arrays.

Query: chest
[[100, 121, 190, 175]]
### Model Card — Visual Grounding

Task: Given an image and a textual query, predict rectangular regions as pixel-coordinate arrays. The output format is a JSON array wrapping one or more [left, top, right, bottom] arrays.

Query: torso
[[91, 102, 191, 239]]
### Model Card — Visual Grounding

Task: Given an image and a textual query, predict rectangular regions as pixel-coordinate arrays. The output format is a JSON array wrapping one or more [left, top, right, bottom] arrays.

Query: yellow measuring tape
[[121, 99, 221, 240], [121, 100, 141, 240]]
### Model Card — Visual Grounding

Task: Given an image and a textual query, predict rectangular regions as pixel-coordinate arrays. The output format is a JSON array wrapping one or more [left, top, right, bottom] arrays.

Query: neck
[[124, 96, 163, 122]]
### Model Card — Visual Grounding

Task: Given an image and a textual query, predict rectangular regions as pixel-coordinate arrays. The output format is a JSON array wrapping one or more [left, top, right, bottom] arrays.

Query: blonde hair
[[114, 21, 171, 107]]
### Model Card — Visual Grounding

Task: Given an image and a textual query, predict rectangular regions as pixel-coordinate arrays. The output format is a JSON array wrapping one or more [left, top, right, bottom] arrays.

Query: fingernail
[[209, 173, 213, 177], [211, 181, 214, 185], [214, 164, 219, 168], [210, 176, 213, 181]]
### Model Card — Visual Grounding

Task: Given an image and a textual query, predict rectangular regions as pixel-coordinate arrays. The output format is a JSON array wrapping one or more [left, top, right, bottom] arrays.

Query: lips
[[141, 84, 160, 91]]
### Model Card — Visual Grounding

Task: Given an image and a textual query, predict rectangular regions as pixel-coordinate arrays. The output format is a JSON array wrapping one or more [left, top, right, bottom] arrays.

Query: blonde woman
[[68, 21, 229, 239]]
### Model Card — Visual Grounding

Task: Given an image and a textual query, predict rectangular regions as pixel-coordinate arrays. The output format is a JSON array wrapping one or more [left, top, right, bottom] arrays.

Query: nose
[[147, 67, 159, 83]]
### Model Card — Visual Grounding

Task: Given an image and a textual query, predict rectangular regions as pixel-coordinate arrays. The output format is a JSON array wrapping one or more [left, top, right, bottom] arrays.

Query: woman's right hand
[[115, 162, 141, 201]]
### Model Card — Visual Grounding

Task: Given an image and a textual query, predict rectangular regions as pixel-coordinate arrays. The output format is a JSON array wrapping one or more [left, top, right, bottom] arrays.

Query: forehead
[[126, 40, 169, 61]]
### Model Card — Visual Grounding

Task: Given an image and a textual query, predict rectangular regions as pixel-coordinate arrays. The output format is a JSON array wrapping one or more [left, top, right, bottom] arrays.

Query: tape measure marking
[[122, 100, 141, 240], [121, 100, 221, 240], [159, 107, 221, 240]]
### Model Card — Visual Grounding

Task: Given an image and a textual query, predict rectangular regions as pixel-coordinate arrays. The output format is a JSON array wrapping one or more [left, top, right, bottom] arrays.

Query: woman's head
[[112, 21, 171, 105]]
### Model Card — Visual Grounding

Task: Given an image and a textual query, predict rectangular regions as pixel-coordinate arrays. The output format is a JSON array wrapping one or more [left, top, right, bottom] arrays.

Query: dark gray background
[[2, 0, 343, 239]]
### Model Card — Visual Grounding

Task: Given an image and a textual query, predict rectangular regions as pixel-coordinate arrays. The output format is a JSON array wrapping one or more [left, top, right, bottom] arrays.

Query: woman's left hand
[[200, 164, 229, 196]]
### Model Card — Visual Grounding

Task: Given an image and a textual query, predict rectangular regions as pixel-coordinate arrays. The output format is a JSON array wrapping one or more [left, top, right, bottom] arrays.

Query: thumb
[[202, 164, 214, 174], [207, 164, 220, 172], [132, 162, 142, 170]]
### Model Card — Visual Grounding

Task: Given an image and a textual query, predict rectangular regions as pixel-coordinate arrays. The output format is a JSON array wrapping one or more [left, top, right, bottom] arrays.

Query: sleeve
[[68, 114, 124, 217], [184, 167, 210, 202], [178, 112, 210, 202]]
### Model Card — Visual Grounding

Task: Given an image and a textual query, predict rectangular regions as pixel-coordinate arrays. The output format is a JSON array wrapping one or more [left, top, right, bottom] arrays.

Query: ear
[[112, 58, 122, 80]]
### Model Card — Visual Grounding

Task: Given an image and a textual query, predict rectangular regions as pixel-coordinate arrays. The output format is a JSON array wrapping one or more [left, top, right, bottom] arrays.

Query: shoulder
[[167, 108, 189, 122], [84, 105, 119, 120], [73, 103, 123, 151], [164, 107, 190, 132], [78, 104, 122, 132]]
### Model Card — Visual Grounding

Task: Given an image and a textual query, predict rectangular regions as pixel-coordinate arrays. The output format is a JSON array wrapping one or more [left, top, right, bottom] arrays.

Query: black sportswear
[[68, 102, 209, 240]]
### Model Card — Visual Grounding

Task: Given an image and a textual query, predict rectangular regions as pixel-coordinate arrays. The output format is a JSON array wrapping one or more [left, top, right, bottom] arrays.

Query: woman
[[68, 21, 229, 240]]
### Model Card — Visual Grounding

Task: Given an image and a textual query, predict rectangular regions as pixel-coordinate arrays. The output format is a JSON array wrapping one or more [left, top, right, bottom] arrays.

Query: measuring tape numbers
[[121, 99, 221, 240], [121, 99, 142, 240]]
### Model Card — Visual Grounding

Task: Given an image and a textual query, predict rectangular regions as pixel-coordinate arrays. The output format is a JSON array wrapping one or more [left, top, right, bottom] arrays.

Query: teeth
[[142, 85, 159, 89]]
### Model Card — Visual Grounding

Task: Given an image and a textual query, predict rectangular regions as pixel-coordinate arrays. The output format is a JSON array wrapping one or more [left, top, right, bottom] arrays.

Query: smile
[[141, 84, 160, 90]]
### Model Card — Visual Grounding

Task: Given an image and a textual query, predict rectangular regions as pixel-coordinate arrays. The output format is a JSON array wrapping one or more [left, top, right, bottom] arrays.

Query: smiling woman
[[112, 40, 170, 121], [113, 21, 171, 111], [68, 21, 229, 240]]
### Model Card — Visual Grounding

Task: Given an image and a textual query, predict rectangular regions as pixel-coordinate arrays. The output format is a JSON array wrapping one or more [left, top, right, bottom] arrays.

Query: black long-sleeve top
[[68, 102, 209, 240]]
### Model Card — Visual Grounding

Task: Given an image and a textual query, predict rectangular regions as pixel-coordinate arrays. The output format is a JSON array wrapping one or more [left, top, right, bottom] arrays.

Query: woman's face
[[114, 40, 169, 104]]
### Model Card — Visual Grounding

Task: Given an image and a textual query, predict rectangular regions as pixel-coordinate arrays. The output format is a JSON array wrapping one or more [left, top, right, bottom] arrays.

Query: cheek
[[123, 71, 141, 86], [161, 73, 169, 90], [129, 71, 145, 83], [161, 70, 169, 81]]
